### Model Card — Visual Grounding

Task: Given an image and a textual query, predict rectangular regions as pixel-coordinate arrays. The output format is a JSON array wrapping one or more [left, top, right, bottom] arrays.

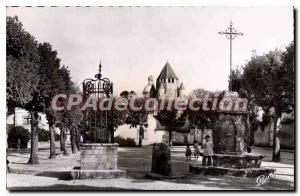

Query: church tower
[[143, 61, 185, 99], [156, 62, 180, 99]]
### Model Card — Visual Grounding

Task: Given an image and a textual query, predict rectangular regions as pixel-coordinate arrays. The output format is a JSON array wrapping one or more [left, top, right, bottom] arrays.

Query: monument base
[[71, 143, 126, 179], [212, 153, 265, 168], [71, 167, 126, 179], [189, 165, 275, 178], [145, 172, 186, 180]]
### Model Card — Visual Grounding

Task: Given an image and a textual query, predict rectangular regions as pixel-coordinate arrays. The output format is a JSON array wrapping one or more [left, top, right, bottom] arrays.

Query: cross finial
[[99, 60, 102, 74], [218, 21, 243, 39], [95, 60, 102, 79]]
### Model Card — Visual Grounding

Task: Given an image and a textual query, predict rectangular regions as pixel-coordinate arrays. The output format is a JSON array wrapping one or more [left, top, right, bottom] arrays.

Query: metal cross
[[218, 21, 243, 91]]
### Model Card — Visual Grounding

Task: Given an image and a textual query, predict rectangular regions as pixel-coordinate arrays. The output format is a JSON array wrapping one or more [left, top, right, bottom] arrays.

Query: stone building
[[143, 61, 185, 99]]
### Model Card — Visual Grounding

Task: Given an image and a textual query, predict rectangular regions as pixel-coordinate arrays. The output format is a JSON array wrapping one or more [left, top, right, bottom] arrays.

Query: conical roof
[[179, 82, 185, 90], [157, 62, 179, 80]]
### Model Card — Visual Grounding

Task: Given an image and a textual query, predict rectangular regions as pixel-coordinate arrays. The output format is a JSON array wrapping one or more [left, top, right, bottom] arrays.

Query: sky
[[7, 7, 294, 96]]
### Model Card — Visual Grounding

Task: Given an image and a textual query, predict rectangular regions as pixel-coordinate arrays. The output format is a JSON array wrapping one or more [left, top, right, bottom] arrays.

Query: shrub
[[55, 133, 60, 141], [114, 136, 136, 147], [37, 128, 50, 141], [7, 126, 30, 149]]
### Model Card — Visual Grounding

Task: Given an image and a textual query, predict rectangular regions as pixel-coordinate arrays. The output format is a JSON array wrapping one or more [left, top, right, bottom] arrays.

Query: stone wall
[[279, 123, 294, 149], [253, 118, 294, 149]]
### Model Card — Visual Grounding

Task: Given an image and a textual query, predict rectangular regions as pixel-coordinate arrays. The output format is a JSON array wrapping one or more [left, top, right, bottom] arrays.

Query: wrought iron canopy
[[82, 61, 113, 98]]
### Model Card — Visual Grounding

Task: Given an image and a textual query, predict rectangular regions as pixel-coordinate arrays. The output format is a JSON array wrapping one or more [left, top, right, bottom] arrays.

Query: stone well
[[189, 113, 275, 178], [71, 143, 125, 179], [189, 92, 275, 178]]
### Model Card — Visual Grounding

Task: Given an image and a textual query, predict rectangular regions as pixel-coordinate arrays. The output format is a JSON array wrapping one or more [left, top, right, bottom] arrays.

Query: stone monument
[[151, 143, 172, 176], [189, 92, 275, 178], [146, 142, 176, 179]]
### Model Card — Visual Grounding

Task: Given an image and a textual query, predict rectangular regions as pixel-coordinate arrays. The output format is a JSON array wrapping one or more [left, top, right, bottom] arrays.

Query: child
[[193, 140, 200, 160], [202, 135, 213, 166], [185, 144, 192, 161]]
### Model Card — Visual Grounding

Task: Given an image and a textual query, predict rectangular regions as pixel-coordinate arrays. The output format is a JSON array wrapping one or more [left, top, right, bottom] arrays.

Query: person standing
[[193, 140, 200, 160], [185, 144, 192, 161], [202, 135, 213, 166]]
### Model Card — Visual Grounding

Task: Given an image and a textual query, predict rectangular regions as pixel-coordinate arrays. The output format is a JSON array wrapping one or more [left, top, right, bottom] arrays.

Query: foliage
[[7, 126, 30, 148], [114, 136, 136, 147], [6, 16, 40, 113], [8, 126, 30, 142], [6, 16, 79, 162], [230, 42, 294, 161], [37, 128, 50, 141], [187, 88, 221, 129], [231, 43, 294, 116]]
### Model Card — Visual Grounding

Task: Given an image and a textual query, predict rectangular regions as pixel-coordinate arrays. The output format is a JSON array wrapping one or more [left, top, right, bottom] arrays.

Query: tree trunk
[[110, 124, 115, 143], [13, 107, 16, 127], [75, 126, 81, 151], [272, 115, 281, 162], [60, 127, 64, 151], [138, 125, 143, 147], [201, 128, 205, 148], [60, 127, 68, 156], [168, 129, 173, 147], [49, 125, 56, 159], [28, 112, 39, 164], [70, 127, 77, 153]]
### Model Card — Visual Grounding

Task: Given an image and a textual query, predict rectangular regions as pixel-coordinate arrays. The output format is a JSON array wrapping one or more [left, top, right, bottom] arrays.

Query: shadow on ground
[[9, 184, 137, 191], [35, 171, 73, 180]]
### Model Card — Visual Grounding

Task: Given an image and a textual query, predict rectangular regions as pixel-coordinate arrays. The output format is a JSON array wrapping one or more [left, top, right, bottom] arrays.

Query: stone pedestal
[[189, 165, 275, 178], [150, 143, 172, 176], [212, 153, 265, 168], [71, 143, 125, 179]]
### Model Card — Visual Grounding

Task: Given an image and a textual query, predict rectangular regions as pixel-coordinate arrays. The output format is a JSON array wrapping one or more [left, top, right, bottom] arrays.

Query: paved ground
[[6, 144, 295, 190]]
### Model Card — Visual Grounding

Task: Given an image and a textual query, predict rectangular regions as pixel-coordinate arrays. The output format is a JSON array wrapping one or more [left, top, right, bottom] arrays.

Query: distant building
[[6, 108, 49, 131], [116, 62, 199, 145], [143, 61, 185, 99]]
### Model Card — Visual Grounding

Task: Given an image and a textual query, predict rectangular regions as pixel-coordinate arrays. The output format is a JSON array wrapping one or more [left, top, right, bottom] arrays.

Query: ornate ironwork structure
[[218, 21, 244, 91], [82, 61, 113, 143]]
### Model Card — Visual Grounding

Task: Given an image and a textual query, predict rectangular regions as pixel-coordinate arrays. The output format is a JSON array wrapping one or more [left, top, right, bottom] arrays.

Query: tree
[[7, 16, 78, 162], [7, 16, 43, 164], [120, 91, 148, 147], [232, 43, 294, 162], [6, 16, 40, 112], [64, 84, 82, 153], [55, 66, 73, 155], [187, 89, 223, 147], [37, 42, 63, 159], [125, 106, 148, 147], [25, 93, 45, 164], [107, 107, 127, 143], [155, 110, 177, 147]]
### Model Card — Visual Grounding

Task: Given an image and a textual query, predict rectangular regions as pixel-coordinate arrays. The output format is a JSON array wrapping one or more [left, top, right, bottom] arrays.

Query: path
[[6, 144, 295, 190]]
